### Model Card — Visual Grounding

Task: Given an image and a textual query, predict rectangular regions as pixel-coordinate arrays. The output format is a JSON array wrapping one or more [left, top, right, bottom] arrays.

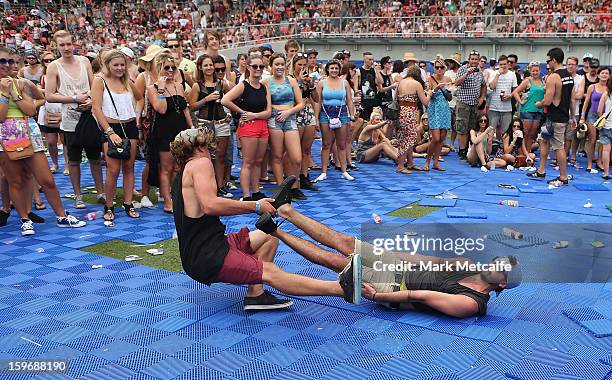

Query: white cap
[[582, 53, 593, 60], [120, 47, 135, 59]]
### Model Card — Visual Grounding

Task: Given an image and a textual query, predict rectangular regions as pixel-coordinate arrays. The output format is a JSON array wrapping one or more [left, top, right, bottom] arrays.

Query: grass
[[82, 238, 182, 272], [79, 187, 159, 205], [387, 201, 441, 219]]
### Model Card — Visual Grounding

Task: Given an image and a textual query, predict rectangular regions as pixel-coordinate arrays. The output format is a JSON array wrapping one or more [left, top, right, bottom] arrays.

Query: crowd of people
[[2, 0, 611, 56]]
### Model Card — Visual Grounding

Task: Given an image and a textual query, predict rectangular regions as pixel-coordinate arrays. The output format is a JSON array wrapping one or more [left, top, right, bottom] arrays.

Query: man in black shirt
[[528, 47, 576, 185], [170, 129, 362, 310], [259, 203, 522, 318], [354, 52, 381, 121]]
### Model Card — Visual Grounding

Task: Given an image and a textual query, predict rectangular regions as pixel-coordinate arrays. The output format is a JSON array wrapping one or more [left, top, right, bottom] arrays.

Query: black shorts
[[63, 131, 102, 164], [107, 120, 139, 140], [39, 125, 61, 134]]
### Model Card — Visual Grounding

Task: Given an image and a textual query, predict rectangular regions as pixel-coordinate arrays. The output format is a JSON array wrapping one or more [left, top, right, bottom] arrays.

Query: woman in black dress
[[146, 52, 193, 213]]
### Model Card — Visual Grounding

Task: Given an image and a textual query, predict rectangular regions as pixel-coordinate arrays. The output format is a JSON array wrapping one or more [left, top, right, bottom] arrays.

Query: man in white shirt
[[487, 55, 517, 139], [565, 56, 585, 165]]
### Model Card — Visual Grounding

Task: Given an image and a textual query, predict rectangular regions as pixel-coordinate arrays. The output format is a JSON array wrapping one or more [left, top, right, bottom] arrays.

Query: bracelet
[[372, 291, 377, 301], [157, 95, 165, 100], [105, 129, 116, 136], [0, 97, 9, 104], [71, 95, 77, 103], [254, 200, 261, 215]]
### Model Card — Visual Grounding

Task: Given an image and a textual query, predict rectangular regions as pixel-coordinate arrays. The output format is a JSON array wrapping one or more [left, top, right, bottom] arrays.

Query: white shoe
[[341, 172, 355, 181], [140, 196, 155, 208], [63, 167, 69, 176], [314, 173, 327, 182], [481, 166, 489, 173], [74, 196, 86, 209], [21, 220, 35, 236], [57, 213, 86, 228], [506, 165, 515, 172]]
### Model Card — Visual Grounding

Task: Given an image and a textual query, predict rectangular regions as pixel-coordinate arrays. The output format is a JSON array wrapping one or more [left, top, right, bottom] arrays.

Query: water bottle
[[84, 211, 104, 221], [499, 200, 519, 207], [371, 213, 382, 224]]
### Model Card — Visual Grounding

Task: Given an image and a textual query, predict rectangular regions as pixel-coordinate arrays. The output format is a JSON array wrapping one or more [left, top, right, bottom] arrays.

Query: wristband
[[157, 95, 166, 100], [0, 97, 9, 104], [71, 95, 77, 103], [255, 200, 261, 215]]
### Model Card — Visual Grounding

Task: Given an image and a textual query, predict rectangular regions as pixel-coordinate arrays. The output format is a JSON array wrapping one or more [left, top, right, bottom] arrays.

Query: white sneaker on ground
[[140, 196, 155, 208], [341, 172, 355, 181], [21, 220, 35, 236], [314, 173, 327, 182]]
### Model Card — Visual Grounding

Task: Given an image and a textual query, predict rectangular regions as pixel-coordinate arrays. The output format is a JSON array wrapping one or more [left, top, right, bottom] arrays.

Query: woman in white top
[[597, 80, 612, 180], [92, 50, 142, 223]]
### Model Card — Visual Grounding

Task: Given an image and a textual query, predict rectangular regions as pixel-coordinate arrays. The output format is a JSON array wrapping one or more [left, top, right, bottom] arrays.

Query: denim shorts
[[268, 110, 297, 132], [520, 112, 543, 121], [600, 128, 612, 145], [586, 112, 599, 125], [319, 105, 349, 126]]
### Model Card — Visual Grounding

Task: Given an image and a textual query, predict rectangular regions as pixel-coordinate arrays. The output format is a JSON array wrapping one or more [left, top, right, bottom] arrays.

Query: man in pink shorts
[[170, 128, 361, 310]]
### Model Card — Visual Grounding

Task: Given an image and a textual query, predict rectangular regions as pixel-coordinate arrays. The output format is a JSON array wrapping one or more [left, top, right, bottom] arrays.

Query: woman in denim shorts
[[313, 60, 356, 182], [262, 53, 305, 199], [512, 61, 544, 153], [580, 66, 610, 172]]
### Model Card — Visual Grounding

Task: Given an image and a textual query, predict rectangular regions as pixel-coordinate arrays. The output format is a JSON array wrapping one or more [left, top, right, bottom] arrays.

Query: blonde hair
[[103, 49, 130, 91], [170, 128, 216, 168], [433, 59, 446, 69], [53, 30, 71, 42], [154, 52, 176, 74], [370, 107, 383, 121]]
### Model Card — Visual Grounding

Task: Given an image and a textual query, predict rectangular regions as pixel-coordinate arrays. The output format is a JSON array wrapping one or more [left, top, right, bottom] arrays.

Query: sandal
[[123, 203, 140, 218], [406, 165, 425, 171], [103, 206, 115, 222], [163, 209, 173, 214], [34, 202, 46, 210], [433, 165, 446, 171], [396, 167, 412, 174]]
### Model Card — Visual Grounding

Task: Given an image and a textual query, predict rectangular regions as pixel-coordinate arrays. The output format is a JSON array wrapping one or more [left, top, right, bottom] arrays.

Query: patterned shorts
[[296, 104, 316, 129]]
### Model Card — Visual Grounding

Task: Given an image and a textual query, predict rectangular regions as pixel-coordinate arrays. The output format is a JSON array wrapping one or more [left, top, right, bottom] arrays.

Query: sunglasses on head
[[470, 50, 480, 56], [250, 64, 265, 70], [215, 67, 226, 73], [163, 65, 176, 71], [0, 58, 16, 65], [295, 52, 308, 58]]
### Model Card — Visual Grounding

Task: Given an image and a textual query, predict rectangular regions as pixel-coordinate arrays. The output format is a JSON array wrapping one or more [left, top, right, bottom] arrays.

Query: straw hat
[[403, 52, 418, 63], [445, 52, 461, 66], [139, 44, 162, 63]]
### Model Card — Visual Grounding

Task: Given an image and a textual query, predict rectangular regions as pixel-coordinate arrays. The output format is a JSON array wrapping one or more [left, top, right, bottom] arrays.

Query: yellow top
[[2, 80, 25, 118]]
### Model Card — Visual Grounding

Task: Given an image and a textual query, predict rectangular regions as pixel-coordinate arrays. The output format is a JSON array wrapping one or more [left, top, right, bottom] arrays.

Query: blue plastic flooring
[[0, 141, 611, 380]]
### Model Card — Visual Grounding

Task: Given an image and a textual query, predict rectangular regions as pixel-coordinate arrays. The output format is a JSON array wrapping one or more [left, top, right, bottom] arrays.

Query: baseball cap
[[582, 53, 593, 61], [261, 43, 274, 53], [590, 58, 600, 68], [305, 48, 318, 56], [120, 47, 135, 59]]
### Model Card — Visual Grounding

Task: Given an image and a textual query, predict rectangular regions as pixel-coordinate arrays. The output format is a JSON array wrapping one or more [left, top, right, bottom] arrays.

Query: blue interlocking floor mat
[[0, 142, 611, 379]]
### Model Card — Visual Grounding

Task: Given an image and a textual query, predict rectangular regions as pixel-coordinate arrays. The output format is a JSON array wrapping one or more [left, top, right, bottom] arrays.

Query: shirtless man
[[45, 30, 105, 209], [170, 128, 361, 310], [255, 204, 522, 318]]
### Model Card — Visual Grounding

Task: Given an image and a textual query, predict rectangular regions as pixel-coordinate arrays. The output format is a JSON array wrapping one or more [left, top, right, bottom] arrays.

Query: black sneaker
[[527, 170, 546, 178], [255, 212, 278, 234], [230, 174, 238, 181], [300, 174, 318, 191], [252, 191, 267, 201], [271, 175, 297, 209], [241, 196, 255, 201], [28, 212, 45, 224], [291, 188, 307, 201], [0, 210, 9, 227], [244, 290, 293, 311], [338, 254, 362, 304], [217, 187, 233, 198], [547, 176, 569, 185]]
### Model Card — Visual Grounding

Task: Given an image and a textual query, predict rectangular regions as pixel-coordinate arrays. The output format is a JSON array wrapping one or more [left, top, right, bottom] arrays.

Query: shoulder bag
[[102, 80, 131, 160]]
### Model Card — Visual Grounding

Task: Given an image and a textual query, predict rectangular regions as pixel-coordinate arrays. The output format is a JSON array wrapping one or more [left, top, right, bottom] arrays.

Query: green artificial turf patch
[[386, 201, 441, 219], [82, 238, 182, 272], [79, 187, 159, 205]]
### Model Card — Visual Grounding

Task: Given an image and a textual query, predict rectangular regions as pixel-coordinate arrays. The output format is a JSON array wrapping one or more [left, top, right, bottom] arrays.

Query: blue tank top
[[269, 77, 294, 106], [589, 88, 603, 115], [322, 79, 346, 106]]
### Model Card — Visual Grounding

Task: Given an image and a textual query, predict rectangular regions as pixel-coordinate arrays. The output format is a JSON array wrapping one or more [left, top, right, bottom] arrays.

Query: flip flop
[[34, 202, 46, 210], [433, 166, 446, 171], [407, 165, 425, 171], [395, 168, 412, 174]]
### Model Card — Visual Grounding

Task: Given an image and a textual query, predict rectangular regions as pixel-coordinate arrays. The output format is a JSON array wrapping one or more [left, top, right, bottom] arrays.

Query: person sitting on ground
[[355, 110, 398, 163], [414, 113, 449, 158], [255, 203, 522, 318], [494, 118, 536, 168], [467, 114, 503, 171], [169, 128, 362, 311]]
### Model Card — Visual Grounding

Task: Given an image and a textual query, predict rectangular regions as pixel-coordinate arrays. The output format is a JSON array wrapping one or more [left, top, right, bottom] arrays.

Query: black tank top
[[172, 169, 229, 285], [378, 73, 393, 103], [548, 68, 574, 123], [359, 67, 378, 107], [197, 82, 226, 121], [239, 80, 267, 113], [403, 265, 490, 316]]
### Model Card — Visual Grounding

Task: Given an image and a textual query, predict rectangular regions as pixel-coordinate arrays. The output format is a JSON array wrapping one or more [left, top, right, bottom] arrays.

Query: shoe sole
[[271, 175, 297, 209], [353, 254, 362, 304], [57, 223, 86, 228], [244, 300, 294, 310], [21, 231, 35, 236]]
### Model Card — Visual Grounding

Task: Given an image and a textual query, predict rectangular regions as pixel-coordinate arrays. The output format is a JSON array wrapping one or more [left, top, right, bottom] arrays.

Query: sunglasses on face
[[435, 66, 445, 70], [163, 65, 176, 71], [43, 59, 54, 63], [168, 44, 180, 49], [0, 58, 16, 65], [263, 54, 272, 58], [215, 67, 226, 73], [479, 119, 488, 123], [250, 64, 265, 70]]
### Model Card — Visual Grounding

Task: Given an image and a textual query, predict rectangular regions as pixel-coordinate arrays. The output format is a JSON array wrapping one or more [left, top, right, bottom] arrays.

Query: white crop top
[[102, 87, 137, 121]]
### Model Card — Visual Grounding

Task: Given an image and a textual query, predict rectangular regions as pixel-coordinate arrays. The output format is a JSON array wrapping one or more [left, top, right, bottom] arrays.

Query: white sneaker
[[481, 166, 489, 173], [314, 173, 327, 182], [341, 172, 355, 181], [57, 213, 86, 228], [63, 167, 69, 176], [74, 196, 86, 209], [21, 220, 35, 236], [140, 196, 155, 208], [506, 165, 515, 172]]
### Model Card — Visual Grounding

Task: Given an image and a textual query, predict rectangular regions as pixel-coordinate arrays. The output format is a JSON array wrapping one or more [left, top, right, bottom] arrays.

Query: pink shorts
[[215, 227, 264, 285], [238, 119, 269, 139]]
